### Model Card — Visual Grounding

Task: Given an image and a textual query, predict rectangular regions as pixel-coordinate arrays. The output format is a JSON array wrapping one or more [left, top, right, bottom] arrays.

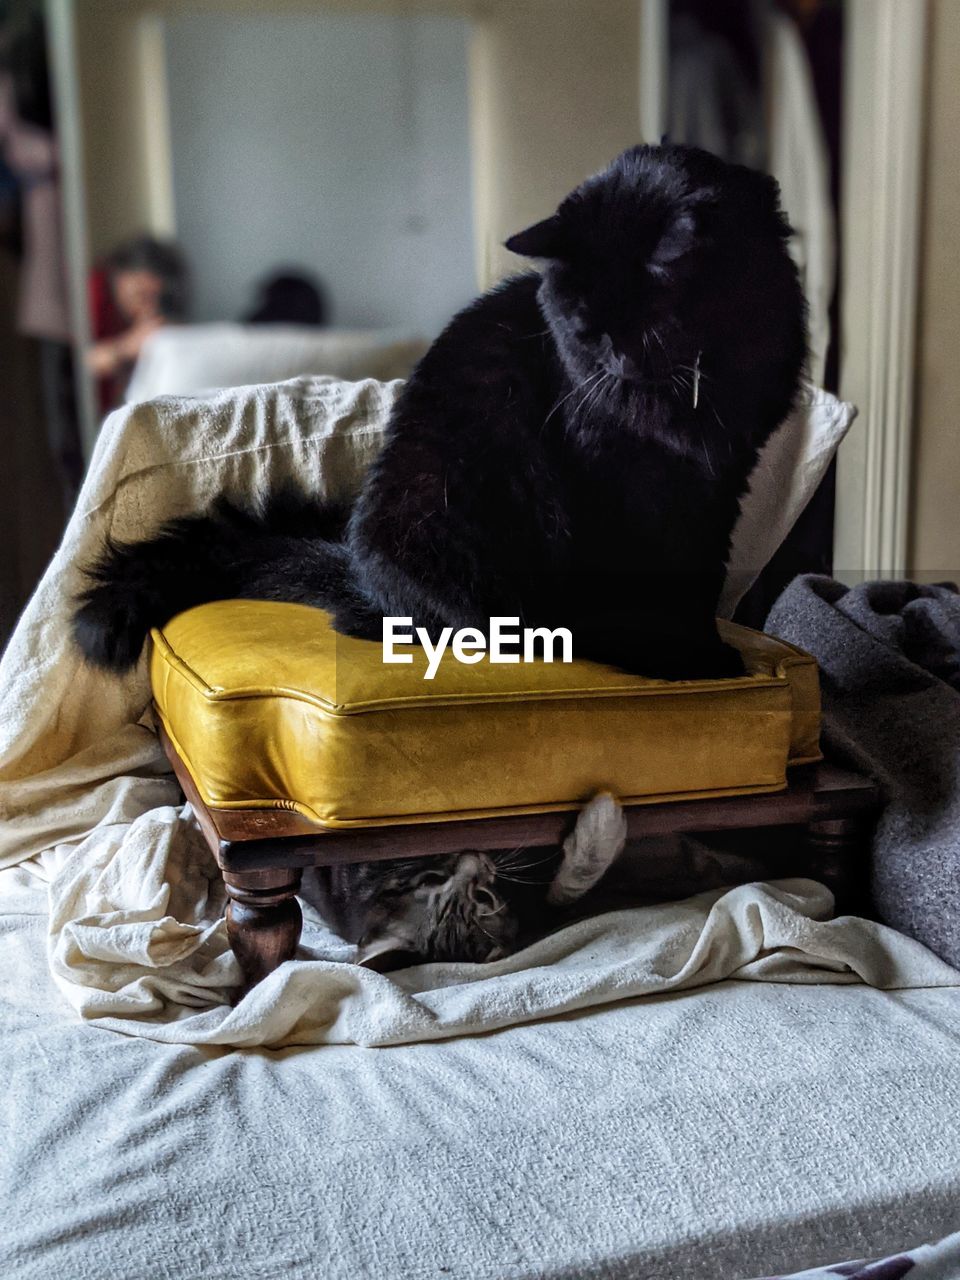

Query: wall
[[74, 0, 160, 260], [163, 10, 475, 333], [72, 0, 642, 321], [469, 0, 641, 288], [909, 0, 960, 578], [71, 0, 477, 259]]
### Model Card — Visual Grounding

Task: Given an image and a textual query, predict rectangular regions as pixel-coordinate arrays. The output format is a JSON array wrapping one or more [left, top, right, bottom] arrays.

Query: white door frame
[[45, 0, 178, 462], [638, 0, 668, 142], [45, 0, 97, 459], [834, 0, 928, 580]]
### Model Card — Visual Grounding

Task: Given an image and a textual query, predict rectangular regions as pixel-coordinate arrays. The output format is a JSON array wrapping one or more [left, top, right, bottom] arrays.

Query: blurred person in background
[[243, 269, 328, 327], [87, 234, 189, 413]]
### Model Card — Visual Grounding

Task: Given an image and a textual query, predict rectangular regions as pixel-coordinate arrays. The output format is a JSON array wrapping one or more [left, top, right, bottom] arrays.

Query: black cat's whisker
[[584, 371, 615, 417], [574, 377, 607, 420], [696, 386, 733, 443], [641, 332, 654, 368], [577, 370, 610, 414], [542, 371, 603, 431], [670, 372, 693, 402]]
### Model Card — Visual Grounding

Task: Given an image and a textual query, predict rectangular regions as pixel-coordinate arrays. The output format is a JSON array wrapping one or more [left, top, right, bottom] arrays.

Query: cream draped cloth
[[1, 374, 926, 1051]]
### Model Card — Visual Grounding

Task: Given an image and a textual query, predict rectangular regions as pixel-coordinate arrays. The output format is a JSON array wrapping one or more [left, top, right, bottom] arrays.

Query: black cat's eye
[[419, 870, 448, 887], [474, 888, 499, 913]]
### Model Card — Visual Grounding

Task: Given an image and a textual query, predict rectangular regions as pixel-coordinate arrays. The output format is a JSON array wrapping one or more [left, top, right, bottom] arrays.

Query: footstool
[[151, 601, 879, 988]]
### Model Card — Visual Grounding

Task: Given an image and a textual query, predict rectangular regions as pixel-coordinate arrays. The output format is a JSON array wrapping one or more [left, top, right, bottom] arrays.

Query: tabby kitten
[[306, 792, 628, 968], [74, 143, 806, 681]]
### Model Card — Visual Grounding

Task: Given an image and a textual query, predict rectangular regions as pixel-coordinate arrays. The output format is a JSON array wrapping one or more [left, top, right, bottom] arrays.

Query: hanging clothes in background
[[0, 13, 80, 507], [668, 0, 835, 386], [669, 7, 765, 171]]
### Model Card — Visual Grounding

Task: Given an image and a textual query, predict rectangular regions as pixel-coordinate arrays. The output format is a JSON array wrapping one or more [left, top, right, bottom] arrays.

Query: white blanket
[[1, 375, 927, 1052], [5, 861, 960, 1280]]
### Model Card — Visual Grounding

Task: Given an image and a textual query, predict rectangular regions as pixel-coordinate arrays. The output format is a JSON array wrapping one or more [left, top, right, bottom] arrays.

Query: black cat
[[74, 144, 806, 679]]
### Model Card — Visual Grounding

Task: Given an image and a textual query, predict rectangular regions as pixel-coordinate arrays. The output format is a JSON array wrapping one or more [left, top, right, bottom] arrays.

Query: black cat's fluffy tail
[[73, 490, 366, 673]]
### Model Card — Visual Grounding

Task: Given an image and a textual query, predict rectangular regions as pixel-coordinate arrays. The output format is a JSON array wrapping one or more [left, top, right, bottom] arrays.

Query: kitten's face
[[352, 851, 528, 969], [506, 144, 805, 427]]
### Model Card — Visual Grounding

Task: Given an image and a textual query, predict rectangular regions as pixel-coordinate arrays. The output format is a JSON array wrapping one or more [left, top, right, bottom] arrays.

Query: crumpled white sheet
[[34, 833, 960, 1047], [0, 373, 920, 1051]]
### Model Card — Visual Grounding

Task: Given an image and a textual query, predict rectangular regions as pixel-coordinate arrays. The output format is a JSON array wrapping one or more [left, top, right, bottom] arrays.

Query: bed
[[3, 855, 960, 1280], [3, 377, 958, 1280]]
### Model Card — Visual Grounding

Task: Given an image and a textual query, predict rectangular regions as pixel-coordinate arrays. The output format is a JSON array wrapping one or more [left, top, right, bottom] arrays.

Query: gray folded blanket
[[767, 575, 960, 966]]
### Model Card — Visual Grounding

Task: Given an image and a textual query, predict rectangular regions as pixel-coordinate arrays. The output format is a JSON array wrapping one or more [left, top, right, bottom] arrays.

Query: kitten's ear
[[356, 930, 419, 972], [504, 214, 569, 261]]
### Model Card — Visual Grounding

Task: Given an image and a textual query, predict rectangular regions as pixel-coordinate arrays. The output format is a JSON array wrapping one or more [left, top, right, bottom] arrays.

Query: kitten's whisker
[[496, 860, 555, 876], [498, 849, 560, 874], [494, 872, 553, 886], [497, 844, 531, 868]]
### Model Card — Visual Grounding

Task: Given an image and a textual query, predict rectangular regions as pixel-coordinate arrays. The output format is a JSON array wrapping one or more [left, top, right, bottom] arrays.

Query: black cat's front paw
[[73, 579, 151, 672]]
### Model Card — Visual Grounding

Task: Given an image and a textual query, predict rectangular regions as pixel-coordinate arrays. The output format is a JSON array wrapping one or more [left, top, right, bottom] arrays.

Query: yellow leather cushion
[[150, 601, 821, 829]]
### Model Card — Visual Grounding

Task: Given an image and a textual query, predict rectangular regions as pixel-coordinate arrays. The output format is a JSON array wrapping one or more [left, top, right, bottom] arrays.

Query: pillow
[[126, 323, 429, 403], [110, 373, 855, 620], [718, 382, 856, 616]]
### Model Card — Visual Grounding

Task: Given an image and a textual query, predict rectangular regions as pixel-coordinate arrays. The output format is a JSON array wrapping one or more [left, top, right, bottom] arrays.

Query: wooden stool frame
[[159, 724, 880, 991]]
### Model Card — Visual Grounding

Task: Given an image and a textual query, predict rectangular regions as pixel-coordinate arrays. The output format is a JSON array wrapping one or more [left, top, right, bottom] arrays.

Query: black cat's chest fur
[[555, 412, 737, 574], [351, 271, 750, 636]]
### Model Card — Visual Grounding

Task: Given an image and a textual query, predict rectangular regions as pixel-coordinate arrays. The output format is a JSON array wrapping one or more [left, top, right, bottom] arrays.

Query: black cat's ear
[[504, 214, 569, 261]]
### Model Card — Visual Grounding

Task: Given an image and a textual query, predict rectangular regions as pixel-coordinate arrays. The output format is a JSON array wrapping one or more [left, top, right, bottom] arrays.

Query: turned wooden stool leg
[[806, 816, 871, 916], [223, 866, 303, 993]]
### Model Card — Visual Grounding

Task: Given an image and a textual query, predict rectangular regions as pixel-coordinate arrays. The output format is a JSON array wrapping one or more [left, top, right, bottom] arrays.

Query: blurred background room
[[0, 0, 955, 648]]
